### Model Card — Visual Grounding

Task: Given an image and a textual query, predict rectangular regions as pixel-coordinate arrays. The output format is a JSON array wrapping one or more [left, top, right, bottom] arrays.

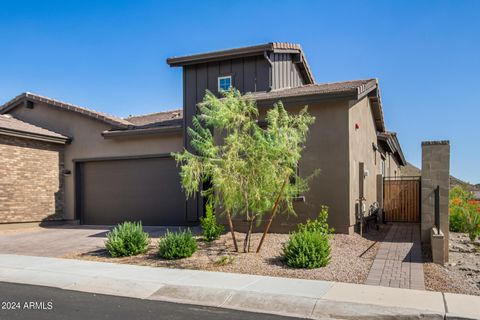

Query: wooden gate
[[383, 176, 421, 222]]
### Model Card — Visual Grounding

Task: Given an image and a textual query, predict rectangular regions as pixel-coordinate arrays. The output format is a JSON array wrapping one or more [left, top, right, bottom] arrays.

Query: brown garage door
[[78, 157, 186, 226]]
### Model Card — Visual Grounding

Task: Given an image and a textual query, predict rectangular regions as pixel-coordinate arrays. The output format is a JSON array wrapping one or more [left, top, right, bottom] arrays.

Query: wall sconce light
[[63, 169, 72, 176]]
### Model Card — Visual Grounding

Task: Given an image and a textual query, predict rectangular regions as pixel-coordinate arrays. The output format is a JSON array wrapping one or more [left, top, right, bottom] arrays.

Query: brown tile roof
[[125, 109, 183, 128], [0, 114, 69, 142], [250, 79, 377, 101], [0, 92, 132, 128], [0, 78, 384, 136], [167, 42, 315, 84], [378, 131, 406, 166]]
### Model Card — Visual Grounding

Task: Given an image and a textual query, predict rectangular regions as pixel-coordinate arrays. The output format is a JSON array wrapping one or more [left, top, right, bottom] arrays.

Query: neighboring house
[[0, 42, 405, 233]]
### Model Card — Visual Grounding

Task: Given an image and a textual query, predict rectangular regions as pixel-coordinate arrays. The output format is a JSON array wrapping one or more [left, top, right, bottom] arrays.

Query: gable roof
[[126, 109, 183, 128], [0, 92, 132, 129], [378, 131, 406, 166], [0, 114, 69, 144], [167, 42, 314, 84], [251, 78, 385, 132], [251, 79, 377, 101]]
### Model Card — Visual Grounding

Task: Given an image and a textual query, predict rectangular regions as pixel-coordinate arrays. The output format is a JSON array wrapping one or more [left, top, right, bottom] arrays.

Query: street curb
[[146, 284, 445, 320], [0, 254, 479, 320]]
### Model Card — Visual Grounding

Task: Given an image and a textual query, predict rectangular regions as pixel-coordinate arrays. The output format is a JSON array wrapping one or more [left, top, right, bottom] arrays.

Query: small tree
[[173, 88, 315, 252]]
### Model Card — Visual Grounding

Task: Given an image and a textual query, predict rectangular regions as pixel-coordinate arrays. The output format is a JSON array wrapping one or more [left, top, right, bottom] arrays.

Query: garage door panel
[[80, 157, 186, 225]]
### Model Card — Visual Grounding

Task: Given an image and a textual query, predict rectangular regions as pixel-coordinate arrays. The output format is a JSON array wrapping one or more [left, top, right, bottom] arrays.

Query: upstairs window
[[218, 76, 232, 92]]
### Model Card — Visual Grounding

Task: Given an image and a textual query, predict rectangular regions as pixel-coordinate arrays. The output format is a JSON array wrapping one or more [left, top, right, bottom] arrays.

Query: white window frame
[[218, 76, 232, 92]]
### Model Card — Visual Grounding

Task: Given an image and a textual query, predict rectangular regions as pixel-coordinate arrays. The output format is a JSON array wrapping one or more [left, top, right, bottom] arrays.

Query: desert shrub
[[464, 201, 480, 241], [449, 186, 480, 241], [105, 221, 149, 257], [450, 209, 466, 232], [297, 206, 334, 235], [282, 229, 330, 269], [450, 185, 474, 202], [283, 207, 332, 269], [200, 203, 224, 242], [158, 229, 197, 259]]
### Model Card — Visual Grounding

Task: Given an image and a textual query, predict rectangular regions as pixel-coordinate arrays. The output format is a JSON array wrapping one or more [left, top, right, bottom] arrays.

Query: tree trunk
[[226, 211, 238, 252], [256, 176, 290, 253], [244, 216, 255, 253]]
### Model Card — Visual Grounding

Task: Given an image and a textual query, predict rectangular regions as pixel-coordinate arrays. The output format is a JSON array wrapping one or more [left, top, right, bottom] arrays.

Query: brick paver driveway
[[365, 223, 425, 290], [0, 225, 192, 258]]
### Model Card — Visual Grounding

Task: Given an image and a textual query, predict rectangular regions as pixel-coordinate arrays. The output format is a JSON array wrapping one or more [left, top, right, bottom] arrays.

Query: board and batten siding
[[270, 52, 305, 90], [182, 55, 270, 222]]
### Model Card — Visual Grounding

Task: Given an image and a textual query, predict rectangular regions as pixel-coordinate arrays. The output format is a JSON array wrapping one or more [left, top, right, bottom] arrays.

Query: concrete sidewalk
[[0, 254, 478, 320]]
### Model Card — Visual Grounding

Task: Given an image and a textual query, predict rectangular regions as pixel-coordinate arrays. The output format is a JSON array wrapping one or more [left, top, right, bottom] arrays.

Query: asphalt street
[[0, 281, 299, 320]]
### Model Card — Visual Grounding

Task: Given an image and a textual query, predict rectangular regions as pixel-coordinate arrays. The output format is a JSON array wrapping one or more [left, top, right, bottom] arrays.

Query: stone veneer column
[[421, 141, 450, 261]]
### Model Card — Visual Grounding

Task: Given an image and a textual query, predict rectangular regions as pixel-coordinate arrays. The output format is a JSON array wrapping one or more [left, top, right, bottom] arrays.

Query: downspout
[[264, 51, 273, 91]]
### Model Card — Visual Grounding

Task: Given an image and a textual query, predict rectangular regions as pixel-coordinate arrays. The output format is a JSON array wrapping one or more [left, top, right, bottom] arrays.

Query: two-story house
[[0, 43, 405, 233]]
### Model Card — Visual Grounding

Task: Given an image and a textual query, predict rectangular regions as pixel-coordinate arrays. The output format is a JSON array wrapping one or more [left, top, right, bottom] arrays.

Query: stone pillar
[[421, 141, 450, 263]]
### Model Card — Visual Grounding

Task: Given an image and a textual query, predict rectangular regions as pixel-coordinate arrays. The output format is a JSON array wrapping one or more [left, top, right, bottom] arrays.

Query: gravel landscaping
[[66, 225, 389, 284], [423, 232, 480, 296]]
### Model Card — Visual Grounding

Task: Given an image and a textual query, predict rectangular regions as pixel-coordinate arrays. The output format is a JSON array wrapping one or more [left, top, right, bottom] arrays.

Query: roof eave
[[167, 43, 315, 85], [102, 125, 183, 139], [167, 44, 274, 67], [377, 132, 406, 167], [0, 93, 130, 129], [253, 90, 358, 108], [0, 128, 70, 144]]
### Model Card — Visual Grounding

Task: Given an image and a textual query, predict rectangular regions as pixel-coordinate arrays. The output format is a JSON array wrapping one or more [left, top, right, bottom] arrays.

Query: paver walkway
[[365, 223, 425, 290]]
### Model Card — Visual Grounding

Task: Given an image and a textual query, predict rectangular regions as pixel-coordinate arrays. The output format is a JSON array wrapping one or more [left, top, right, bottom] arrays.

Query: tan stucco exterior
[[229, 98, 355, 234], [3, 93, 404, 233], [8, 102, 183, 220], [348, 97, 381, 232]]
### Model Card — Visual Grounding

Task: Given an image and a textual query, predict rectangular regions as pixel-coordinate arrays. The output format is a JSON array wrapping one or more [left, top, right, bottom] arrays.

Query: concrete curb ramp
[[0, 254, 478, 320]]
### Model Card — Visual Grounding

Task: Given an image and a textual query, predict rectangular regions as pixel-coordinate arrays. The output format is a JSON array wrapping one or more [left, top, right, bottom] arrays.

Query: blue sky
[[1, 0, 479, 183]]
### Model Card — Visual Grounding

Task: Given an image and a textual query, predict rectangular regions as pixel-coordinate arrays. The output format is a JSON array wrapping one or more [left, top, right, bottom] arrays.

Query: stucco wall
[[0, 135, 64, 223], [348, 97, 380, 231], [223, 99, 351, 233], [8, 102, 184, 220]]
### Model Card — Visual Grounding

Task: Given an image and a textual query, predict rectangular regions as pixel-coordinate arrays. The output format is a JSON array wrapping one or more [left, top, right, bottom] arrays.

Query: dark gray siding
[[182, 55, 271, 222], [270, 53, 305, 90]]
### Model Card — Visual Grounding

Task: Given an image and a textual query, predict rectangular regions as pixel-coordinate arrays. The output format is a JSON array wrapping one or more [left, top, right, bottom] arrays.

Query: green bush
[[105, 221, 149, 257], [464, 203, 480, 241], [282, 206, 332, 269], [282, 229, 330, 269], [297, 206, 334, 235], [158, 229, 198, 259], [200, 203, 224, 242], [449, 185, 480, 241], [450, 209, 466, 232]]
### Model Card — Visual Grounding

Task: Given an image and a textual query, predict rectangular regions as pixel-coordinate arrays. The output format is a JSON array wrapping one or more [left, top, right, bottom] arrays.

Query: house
[[0, 43, 405, 234]]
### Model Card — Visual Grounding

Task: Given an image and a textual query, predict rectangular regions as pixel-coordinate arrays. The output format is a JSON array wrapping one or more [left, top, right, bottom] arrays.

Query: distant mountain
[[403, 162, 478, 191]]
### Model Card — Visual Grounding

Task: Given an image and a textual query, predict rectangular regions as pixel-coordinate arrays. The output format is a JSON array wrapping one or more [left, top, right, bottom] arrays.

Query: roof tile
[[0, 114, 69, 140]]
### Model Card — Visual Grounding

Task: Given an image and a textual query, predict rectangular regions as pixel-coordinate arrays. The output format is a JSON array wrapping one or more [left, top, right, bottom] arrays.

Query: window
[[218, 76, 232, 92]]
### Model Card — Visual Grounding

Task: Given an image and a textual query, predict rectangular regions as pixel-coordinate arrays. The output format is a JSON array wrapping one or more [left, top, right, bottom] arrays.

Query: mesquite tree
[[172, 89, 316, 252]]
